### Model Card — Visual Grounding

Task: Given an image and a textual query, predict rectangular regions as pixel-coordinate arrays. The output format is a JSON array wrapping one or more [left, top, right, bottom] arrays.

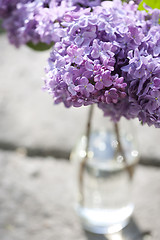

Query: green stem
[[79, 105, 94, 206], [114, 122, 134, 179]]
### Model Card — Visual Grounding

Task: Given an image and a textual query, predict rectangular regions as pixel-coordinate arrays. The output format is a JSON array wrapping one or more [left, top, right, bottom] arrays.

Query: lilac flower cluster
[[0, 0, 101, 46], [98, 2, 160, 127], [44, 0, 160, 128], [44, 10, 127, 108]]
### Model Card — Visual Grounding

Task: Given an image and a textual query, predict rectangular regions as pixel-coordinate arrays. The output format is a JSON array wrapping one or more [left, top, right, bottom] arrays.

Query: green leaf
[[0, 19, 5, 34], [26, 41, 54, 51], [138, 0, 160, 10]]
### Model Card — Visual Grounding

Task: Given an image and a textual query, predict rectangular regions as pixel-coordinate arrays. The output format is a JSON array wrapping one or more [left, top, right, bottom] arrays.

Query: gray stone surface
[[0, 35, 160, 162], [0, 150, 160, 240], [0, 35, 88, 154]]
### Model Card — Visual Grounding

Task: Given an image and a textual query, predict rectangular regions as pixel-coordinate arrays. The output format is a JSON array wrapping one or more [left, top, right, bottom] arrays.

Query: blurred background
[[0, 31, 160, 240]]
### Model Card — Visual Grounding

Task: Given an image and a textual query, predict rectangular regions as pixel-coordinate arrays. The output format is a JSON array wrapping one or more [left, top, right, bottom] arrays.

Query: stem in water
[[114, 122, 134, 179], [79, 105, 94, 205]]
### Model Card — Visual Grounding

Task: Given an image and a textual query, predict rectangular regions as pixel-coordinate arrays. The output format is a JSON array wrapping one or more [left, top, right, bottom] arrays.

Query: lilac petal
[[95, 81, 103, 90], [134, 48, 140, 59], [68, 85, 76, 96], [56, 58, 66, 68], [103, 78, 112, 87], [91, 49, 100, 59], [153, 46, 160, 57], [83, 31, 96, 39], [75, 56, 83, 65], [147, 101, 157, 114], [77, 48, 84, 56], [75, 35, 84, 45], [109, 88, 118, 97], [78, 17, 88, 28], [94, 74, 101, 83], [81, 76, 88, 85], [154, 78, 160, 88], [87, 83, 94, 92], [98, 21, 105, 31], [102, 42, 112, 52], [88, 16, 98, 25], [82, 38, 91, 47], [83, 70, 92, 79], [151, 90, 160, 98], [102, 72, 112, 87], [137, 77, 146, 94], [68, 24, 79, 35], [64, 72, 72, 85], [106, 95, 112, 104], [85, 61, 94, 71], [74, 85, 80, 92]]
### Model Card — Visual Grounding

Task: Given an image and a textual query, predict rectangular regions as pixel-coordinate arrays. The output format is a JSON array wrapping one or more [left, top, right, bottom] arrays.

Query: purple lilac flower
[[0, 0, 101, 46], [1, 0, 71, 46], [98, 1, 160, 128], [74, 77, 94, 97], [44, 0, 160, 128], [0, 0, 29, 18], [44, 2, 128, 109]]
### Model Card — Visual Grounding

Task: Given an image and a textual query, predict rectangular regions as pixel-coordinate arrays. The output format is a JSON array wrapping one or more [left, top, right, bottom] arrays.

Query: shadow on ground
[[84, 218, 152, 240]]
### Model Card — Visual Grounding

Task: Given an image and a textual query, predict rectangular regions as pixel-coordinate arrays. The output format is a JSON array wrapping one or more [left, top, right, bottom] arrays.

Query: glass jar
[[70, 107, 139, 234]]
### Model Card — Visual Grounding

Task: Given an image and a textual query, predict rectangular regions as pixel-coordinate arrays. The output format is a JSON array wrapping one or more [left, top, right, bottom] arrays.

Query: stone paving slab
[[0, 150, 160, 240], [0, 35, 160, 162], [0, 35, 88, 154]]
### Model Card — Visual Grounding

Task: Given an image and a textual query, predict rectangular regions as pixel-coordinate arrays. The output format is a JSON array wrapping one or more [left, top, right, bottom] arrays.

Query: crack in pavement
[[0, 141, 159, 167]]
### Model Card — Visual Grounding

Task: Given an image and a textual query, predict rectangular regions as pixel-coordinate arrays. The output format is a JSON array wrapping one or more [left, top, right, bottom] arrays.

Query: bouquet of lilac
[[1, 0, 160, 127], [44, 1, 160, 127]]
